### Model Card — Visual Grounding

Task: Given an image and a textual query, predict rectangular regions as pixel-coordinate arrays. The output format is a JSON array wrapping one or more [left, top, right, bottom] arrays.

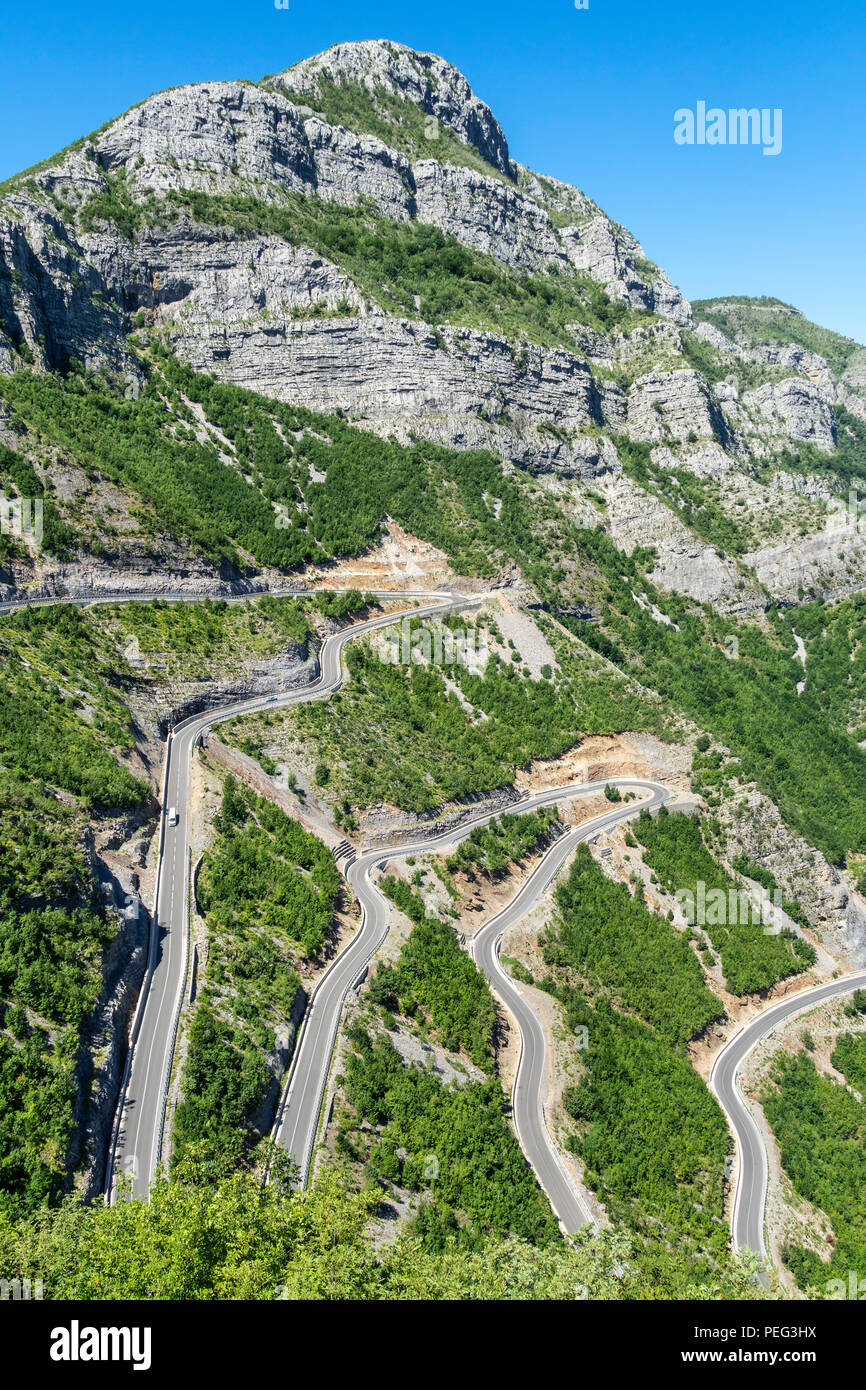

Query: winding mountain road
[[710, 970, 866, 1261], [274, 778, 671, 1230], [3, 582, 849, 1267], [105, 591, 473, 1199], [471, 785, 672, 1232]]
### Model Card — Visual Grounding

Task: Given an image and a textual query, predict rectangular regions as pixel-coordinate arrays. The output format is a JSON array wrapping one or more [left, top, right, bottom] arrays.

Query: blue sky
[[2, 0, 863, 341]]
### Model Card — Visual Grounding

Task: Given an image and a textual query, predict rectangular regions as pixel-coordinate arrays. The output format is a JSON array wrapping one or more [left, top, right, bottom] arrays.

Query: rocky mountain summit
[[0, 38, 864, 610]]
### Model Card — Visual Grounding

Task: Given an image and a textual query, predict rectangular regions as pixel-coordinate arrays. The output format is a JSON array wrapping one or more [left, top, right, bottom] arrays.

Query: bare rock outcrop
[[166, 314, 627, 476], [269, 38, 514, 177], [0, 36, 861, 616], [719, 789, 866, 968], [741, 377, 837, 450], [627, 368, 729, 444], [561, 215, 692, 325]]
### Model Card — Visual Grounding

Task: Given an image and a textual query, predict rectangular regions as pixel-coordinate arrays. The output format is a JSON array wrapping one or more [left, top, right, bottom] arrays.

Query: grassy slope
[[692, 296, 863, 378]]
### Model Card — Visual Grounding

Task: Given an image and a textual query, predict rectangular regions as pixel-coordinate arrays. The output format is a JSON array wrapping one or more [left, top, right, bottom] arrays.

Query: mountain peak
[[266, 38, 513, 178]]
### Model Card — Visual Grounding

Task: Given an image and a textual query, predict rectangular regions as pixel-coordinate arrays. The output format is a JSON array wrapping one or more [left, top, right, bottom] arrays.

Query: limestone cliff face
[[559, 213, 693, 325], [413, 162, 567, 273], [0, 38, 863, 609], [718, 788, 866, 970], [0, 202, 140, 379], [627, 369, 730, 445], [0, 45, 693, 365], [741, 378, 837, 450], [270, 38, 515, 178], [167, 313, 625, 476]]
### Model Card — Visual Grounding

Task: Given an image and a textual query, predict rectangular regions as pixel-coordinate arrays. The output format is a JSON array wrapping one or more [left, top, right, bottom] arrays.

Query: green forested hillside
[[831, 1028, 866, 1094], [341, 1026, 557, 1248], [557, 993, 731, 1261], [0, 607, 151, 1212], [0, 605, 148, 809], [631, 807, 816, 994], [0, 353, 571, 591], [772, 594, 866, 739], [374, 880, 496, 1065], [198, 776, 339, 959], [0, 1159, 767, 1299], [567, 528, 866, 864], [173, 777, 340, 1172], [534, 847, 731, 1265], [246, 631, 666, 815], [762, 1041, 866, 1293], [445, 806, 560, 878], [544, 842, 723, 1042], [0, 443, 77, 559], [105, 595, 313, 674]]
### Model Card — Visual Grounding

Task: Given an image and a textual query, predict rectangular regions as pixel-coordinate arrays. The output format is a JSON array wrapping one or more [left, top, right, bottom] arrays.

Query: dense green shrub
[[546, 843, 724, 1044], [552, 991, 730, 1254], [199, 777, 339, 959], [444, 807, 559, 878], [632, 807, 815, 994], [343, 1027, 558, 1248], [0, 1160, 767, 1300], [374, 882, 496, 1065], [762, 1045, 866, 1293], [173, 778, 339, 1173]]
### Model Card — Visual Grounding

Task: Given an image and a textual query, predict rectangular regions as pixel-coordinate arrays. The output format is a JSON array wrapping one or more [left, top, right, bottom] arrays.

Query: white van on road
[[168, 807, 179, 827]]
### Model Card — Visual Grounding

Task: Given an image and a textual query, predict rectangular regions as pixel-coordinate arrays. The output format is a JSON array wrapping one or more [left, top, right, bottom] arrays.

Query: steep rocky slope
[[0, 37, 864, 614], [2, 42, 866, 1263]]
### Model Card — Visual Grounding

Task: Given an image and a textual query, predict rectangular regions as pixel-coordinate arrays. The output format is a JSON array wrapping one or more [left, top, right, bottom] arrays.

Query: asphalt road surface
[[0, 585, 459, 616], [273, 778, 672, 1229], [710, 970, 866, 1262], [105, 593, 472, 1198], [8, 581, 842, 1264], [472, 783, 671, 1232]]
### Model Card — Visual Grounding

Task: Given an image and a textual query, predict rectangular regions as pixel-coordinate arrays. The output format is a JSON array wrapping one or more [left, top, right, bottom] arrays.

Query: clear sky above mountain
[[1, 0, 863, 342]]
